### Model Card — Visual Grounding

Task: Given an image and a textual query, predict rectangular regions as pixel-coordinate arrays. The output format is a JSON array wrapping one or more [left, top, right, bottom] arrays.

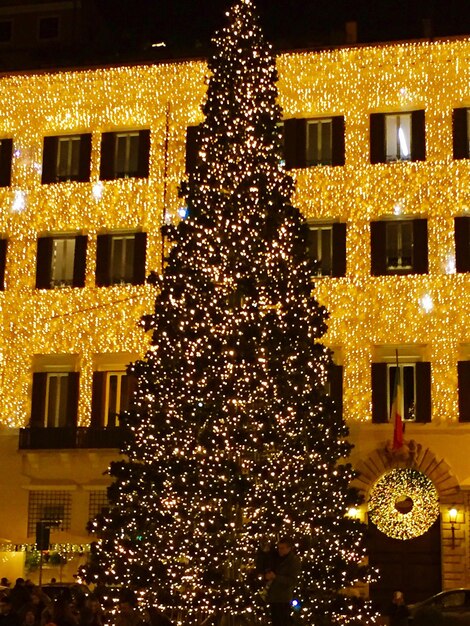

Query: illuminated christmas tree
[[84, 0, 376, 623]]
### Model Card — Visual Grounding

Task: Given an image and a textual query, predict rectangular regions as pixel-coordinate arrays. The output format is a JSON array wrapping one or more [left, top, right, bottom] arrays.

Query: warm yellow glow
[[0, 38, 468, 427], [449, 507, 458, 522]]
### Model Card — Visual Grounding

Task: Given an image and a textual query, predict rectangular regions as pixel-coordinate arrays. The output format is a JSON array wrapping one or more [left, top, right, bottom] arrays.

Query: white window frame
[[104, 371, 128, 427], [385, 113, 412, 162], [45, 372, 69, 428], [56, 136, 81, 181], [308, 224, 333, 276], [51, 237, 75, 287], [306, 118, 332, 166], [114, 132, 139, 178], [387, 363, 416, 422], [385, 221, 413, 270]]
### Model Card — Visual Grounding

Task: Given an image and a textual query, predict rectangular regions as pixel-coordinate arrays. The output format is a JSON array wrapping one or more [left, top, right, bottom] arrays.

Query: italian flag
[[391, 368, 404, 450]]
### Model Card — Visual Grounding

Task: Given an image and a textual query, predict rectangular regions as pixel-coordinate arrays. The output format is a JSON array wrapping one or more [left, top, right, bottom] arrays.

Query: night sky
[[93, 0, 470, 61]]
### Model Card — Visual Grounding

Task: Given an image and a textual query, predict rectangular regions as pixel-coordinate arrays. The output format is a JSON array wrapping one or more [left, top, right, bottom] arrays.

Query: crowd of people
[[0, 578, 173, 626]]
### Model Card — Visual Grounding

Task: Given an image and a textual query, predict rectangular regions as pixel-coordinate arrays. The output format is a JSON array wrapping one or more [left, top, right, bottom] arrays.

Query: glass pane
[[403, 365, 415, 420], [321, 121, 332, 165], [124, 237, 135, 282], [320, 228, 332, 275], [307, 227, 319, 260], [385, 115, 398, 161], [107, 374, 118, 425], [115, 136, 128, 176], [398, 114, 411, 160], [128, 134, 139, 174], [401, 222, 413, 267], [51, 238, 75, 286], [307, 122, 319, 165], [111, 237, 124, 282], [386, 223, 399, 268], [57, 137, 80, 179], [120, 375, 129, 414], [57, 376, 68, 427], [46, 376, 58, 427]]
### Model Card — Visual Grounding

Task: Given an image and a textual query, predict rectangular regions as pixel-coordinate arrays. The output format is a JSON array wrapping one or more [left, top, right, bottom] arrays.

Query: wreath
[[368, 468, 440, 540]]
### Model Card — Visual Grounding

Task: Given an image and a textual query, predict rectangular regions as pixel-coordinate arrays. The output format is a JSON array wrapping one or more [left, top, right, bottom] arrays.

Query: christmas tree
[[84, 0, 376, 623]]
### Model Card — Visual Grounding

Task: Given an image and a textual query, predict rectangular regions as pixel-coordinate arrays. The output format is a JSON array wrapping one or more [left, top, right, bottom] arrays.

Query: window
[[100, 130, 150, 180], [371, 219, 428, 276], [455, 216, 469, 273], [458, 361, 470, 422], [91, 370, 137, 427], [28, 491, 71, 536], [385, 114, 411, 162], [387, 364, 416, 421], [385, 221, 413, 270], [370, 110, 425, 164], [0, 138, 13, 187], [306, 222, 346, 277], [95, 232, 147, 287], [42, 134, 92, 184], [306, 119, 333, 166], [0, 238, 7, 290], [30, 371, 79, 428], [326, 363, 343, 416], [283, 116, 345, 169], [88, 491, 109, 523], [371, 361, 431, 424], [0, 21, 12, 43], [38, 16, 59, 40], [185, 125, 202, 175], [35, 235, 87, 289], [452, 107, 470, 160]]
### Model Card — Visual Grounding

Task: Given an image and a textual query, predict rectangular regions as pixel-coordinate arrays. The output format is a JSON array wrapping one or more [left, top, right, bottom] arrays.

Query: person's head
[[0, 596, 12, 615], [277, 537, 294, 557], [393, 591, 404, 604], [15, 578, 25, 587], [119, 601, 134, 615], [0, 578, 10, 587], [22, 609, 36, 626]]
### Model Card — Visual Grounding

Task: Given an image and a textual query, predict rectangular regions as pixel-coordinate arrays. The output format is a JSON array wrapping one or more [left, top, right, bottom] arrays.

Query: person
[[0, 595, 21, 626], [264, 537, 301, 626], [386, 591, 410, 626]]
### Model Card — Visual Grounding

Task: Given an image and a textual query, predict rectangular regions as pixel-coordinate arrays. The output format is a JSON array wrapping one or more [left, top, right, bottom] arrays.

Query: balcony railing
[[18, 427, 126, 450]]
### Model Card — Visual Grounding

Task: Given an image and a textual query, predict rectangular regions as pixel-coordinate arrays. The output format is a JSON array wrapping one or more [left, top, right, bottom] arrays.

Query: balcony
[[18, 427, 126, 450]]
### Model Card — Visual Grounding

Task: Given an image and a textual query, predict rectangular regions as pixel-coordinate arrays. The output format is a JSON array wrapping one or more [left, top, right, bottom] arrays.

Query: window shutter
[[78, 133, 92, 182], [95, 234, 111, 287], [370, 113, 385, 164], [66, 372, 80, 427], [137, 129, 151, 178], [30, 372, 47, 427], [0, 138, 13, 187], [332, 222, 347, 277], [457, 361, 470, 423], [185, 125, 201, 175], [415, 362, 431, 423], [132, 232, 147, 285], [41, 136, 59, 184], [452, 108, 468, 160], [371, 362, 388, 423], [72, 235, 88, 288], [455, 216, 469, 273], [412, 219, 429, 274], [411, 110, 426, 162], [283, 118, 307, 169], [329, 364, 343, 416], [99, 132, 115, 180], [331, 116, 345, 166], [370, 221, 387, 276], [35, 237, 53, 289], [91, 371, 106, 428], [0, 238, 7, 291]]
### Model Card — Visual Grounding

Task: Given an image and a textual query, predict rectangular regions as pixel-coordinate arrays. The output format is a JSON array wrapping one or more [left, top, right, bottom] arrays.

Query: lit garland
[[0, 543, 90, 554], [0, 34, 468, 430], [368, 468, 440, 540]]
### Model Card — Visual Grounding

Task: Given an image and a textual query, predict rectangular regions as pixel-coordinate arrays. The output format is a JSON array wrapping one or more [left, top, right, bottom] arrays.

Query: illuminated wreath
[[368, 468, 440, 540]]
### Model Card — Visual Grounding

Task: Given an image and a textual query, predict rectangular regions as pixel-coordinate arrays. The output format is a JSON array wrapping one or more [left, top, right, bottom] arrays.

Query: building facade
[[0, 37, 468, 601]]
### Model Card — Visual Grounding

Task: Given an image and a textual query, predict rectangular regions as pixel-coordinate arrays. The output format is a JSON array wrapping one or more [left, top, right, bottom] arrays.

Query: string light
[[0, 36, 467, 430]]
